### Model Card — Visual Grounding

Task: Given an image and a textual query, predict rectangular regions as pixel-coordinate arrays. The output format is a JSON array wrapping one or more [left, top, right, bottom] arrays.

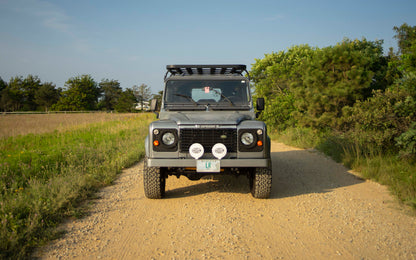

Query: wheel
[[250, 167, 272, 199], [143, 157, 166, 199]]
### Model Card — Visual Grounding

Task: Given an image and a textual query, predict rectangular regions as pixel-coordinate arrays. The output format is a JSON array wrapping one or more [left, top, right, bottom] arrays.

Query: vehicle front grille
[[180, 129, 237, 153]]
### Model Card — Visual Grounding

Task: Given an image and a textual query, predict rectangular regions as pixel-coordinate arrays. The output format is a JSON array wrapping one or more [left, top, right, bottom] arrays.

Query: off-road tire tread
[[143, 158, 165, 199], [251, 167, 272, 199]]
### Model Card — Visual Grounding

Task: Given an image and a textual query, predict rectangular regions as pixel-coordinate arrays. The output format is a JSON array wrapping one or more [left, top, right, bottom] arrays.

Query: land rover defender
[[144, 65, 272, 199]]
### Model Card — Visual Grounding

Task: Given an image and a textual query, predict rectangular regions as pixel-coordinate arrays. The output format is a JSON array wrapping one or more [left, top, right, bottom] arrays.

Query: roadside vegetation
[[252, 23, 416, 209], [0, 113, 154, 258], [0, 75, 155, 113]]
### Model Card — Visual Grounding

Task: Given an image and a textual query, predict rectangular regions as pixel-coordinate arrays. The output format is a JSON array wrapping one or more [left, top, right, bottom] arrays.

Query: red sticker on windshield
[[205, 86, 210, 93]]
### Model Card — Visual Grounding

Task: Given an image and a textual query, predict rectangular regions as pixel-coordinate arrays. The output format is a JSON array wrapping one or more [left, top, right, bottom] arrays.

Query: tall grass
[[270, 127, 325, 149], [0, 113, 154, 258], [0, 113, 139, 138], [275, 127, 416, 210]]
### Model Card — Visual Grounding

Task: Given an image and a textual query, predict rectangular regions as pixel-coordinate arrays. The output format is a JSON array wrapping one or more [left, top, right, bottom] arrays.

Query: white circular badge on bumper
[[212, 143, 227, 160], [189, 143, 204, 159]]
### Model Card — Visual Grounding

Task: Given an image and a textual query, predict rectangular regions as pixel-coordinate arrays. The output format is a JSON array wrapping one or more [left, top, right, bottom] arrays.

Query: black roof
[[165, 64, 249, 80]]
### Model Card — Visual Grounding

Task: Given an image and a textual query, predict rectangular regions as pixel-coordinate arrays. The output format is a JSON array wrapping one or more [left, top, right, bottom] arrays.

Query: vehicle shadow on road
[[164, 175, 251, 199], [164, 148, 364, 199], [269, 149, 364, 199]]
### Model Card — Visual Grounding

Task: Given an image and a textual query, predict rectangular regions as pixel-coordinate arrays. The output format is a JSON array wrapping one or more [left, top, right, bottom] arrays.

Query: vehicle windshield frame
[[163, 78, 251, 111]]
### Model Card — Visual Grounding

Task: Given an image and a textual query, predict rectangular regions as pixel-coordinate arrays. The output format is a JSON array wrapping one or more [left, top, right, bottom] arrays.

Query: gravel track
[[34, 141, 416, 259]]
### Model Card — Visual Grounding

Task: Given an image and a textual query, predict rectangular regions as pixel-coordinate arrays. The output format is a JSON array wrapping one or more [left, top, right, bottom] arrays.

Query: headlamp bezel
[[152, 128, 178, 151]]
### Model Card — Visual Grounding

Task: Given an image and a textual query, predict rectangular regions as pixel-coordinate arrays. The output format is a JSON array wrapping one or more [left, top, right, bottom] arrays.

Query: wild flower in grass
[[16, 187, 23, 193]]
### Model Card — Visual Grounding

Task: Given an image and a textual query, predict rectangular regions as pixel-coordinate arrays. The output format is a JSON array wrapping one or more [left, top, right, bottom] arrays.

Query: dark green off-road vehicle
[[144, 65, 272, 199]]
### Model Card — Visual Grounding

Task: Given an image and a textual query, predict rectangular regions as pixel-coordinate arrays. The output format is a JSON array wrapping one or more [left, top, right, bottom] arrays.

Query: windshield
[[164, 79, 250, 110]]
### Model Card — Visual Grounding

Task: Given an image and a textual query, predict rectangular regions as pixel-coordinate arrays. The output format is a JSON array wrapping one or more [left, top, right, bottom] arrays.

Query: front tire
[[143, 158, 166, 199], [250, 167, 272, 199]]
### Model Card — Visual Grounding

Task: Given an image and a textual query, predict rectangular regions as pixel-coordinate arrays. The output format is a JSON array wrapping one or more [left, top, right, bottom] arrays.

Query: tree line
[[251, 23, 416, 159], [0, 75, 156, 113]]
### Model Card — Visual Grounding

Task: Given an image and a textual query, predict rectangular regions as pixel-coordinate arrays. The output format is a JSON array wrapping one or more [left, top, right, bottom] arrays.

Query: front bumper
[[147, 158, 271, 168]]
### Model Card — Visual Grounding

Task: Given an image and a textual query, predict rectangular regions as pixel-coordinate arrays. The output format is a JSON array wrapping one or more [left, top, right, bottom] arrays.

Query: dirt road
[[35, 141, 416, 259]]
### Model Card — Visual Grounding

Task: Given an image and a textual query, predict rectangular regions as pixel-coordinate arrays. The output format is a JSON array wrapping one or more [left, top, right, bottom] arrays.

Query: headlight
[[162, 132, 175, 145], [238, 128, 264, 152], [241, 132, 254, 145], [152, 128, 178, 151]]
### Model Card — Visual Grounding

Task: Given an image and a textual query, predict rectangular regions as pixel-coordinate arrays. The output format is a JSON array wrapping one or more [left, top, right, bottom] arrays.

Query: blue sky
[[1, 0, 416, 93]]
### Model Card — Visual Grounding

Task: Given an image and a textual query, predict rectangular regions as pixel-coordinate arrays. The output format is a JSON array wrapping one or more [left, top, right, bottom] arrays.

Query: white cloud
[[6, 0, 71, 34], [2, 0, 96, 54], [37, 8, 70, 33]]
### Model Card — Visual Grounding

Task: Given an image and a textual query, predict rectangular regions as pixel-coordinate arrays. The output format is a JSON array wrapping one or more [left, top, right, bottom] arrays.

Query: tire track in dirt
[[34, 141, 416, 259]]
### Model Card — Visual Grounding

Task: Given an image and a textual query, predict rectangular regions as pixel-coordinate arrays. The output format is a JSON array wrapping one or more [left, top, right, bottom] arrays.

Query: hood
[[160, 111, 254, 126]]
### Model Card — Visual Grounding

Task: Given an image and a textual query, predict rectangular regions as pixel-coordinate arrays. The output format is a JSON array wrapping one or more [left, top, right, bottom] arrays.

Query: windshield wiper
[[174, 94, 198, 106], [210, 89, 234, 106]]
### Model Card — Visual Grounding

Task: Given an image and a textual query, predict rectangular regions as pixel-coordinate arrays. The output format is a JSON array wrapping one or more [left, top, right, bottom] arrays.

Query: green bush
[[260, 90, 297, 130], [340, 87, 416, 153], [396, 122, 416, 159]]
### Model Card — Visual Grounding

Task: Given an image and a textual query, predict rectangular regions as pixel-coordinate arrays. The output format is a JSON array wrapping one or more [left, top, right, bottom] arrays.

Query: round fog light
[[189, 143, 204, 159], [212, 143, 227, 160]]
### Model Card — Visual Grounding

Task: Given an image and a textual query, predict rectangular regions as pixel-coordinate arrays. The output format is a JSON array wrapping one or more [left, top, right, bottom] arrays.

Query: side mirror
[[256, 98, 265, 118], [256, 98, 265, 111], [150, 99, 159, 118]]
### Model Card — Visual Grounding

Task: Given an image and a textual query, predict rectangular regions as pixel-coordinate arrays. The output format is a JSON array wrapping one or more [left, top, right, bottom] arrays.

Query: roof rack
[[165, 64, 249, 80]]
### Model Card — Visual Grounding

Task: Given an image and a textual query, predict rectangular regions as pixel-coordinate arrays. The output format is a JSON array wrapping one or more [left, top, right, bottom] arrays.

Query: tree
[[0, 77, 7, 111], [1, 88, 20, 112], [393, 23, 416, 55], [250, 45, 314, 128], [0, 75, 46, 111], [0, 77, 6, 93], [1, 76, 24, 111], [53, 75, 100, 111], [21, 75, 42, 111], [251, 44, 315, 98], [251, 38, 388, 130], [294, 38, 387, 128], [98, 79, 122, 111], [34, 82, 61, 112], [114, 88, 137, 112], [133, 84, 152, 111]]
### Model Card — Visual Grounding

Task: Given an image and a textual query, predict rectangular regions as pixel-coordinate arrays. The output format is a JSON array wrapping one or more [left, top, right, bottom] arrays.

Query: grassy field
[[0, 113, 154, 258], [0, 113, 141, 138]]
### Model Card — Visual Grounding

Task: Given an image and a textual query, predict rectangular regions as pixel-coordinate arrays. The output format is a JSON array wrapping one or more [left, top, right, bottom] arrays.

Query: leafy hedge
[[252, 24, 416, 208], [252, 24, 416, 159]]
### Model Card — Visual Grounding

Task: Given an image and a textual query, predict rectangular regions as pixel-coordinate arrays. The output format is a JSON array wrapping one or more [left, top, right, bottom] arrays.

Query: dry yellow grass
[[0, 113, 147, 138]]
